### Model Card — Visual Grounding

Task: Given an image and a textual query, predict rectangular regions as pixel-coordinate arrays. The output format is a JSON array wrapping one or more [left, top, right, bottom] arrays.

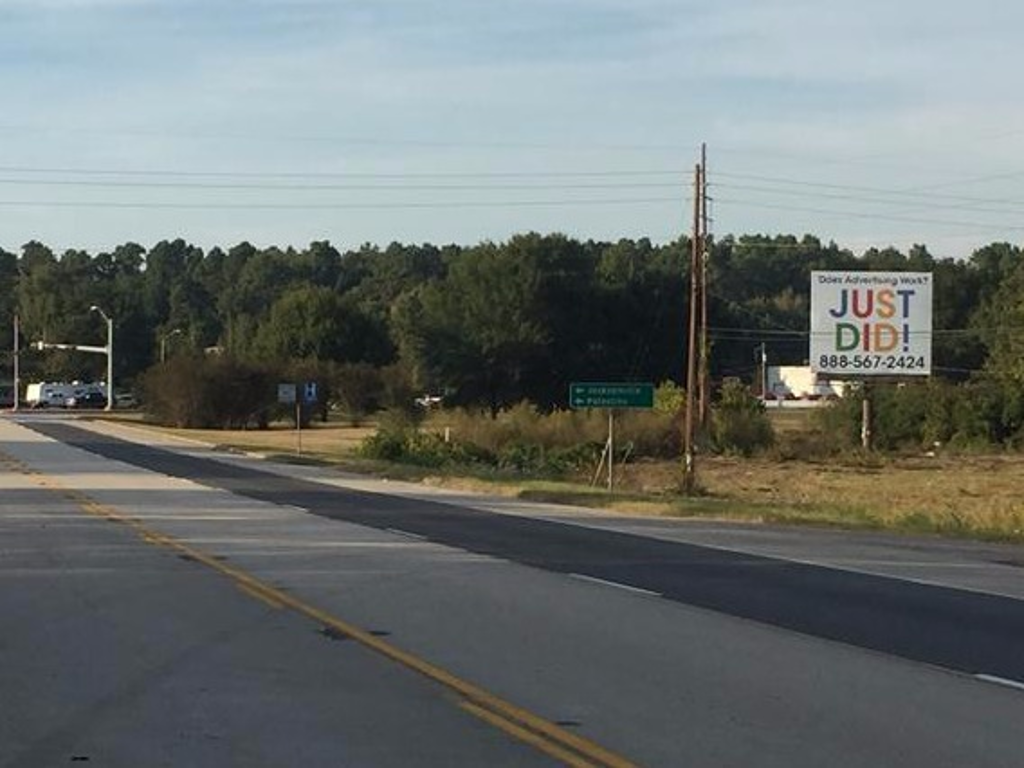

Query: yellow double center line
[[2, 452, 637, 768]]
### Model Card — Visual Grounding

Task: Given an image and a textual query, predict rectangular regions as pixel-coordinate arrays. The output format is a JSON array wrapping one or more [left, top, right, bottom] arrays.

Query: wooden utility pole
[[682, 161, 702, 493], [697, 142, 710, 428]]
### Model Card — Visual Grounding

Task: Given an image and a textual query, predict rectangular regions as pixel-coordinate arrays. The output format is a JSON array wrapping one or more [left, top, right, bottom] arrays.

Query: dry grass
[[613, 454, 1024, 539], [138, 420, 376, 461]]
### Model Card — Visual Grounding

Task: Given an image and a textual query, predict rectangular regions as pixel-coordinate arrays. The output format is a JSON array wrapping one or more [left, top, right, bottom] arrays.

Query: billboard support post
[[861, 382, 873, 451], [607, 410, 614, 492]]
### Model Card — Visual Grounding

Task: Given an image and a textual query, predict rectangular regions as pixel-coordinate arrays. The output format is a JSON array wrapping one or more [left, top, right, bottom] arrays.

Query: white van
[[24, 381, 106, 408], [25, 382, 75, 408]]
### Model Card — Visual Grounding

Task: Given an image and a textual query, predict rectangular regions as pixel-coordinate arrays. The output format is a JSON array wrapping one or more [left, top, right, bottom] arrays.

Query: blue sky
[[1, 0, 1022, 258]]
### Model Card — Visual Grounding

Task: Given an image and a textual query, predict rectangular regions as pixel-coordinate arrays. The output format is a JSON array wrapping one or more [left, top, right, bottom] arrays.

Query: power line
[[0, 124, 708, 154], [713, 196, 1024, 233], [713, 175, 1024, 213], [2, 120, 1019, 180], [0, 163, 688, 181], [709, 325, 1024, 339], [0, 196, 685, 211], [0, 177, 687, 193]]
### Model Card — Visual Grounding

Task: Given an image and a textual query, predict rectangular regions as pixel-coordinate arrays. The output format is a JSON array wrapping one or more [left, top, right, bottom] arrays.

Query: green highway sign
[[569, 382, 655, 409]]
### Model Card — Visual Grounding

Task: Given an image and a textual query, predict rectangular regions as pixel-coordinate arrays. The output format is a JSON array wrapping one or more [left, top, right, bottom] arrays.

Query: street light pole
[[90, 305, 114, 411], [12, 314, 19, 411], [161, 328, 183, 363]]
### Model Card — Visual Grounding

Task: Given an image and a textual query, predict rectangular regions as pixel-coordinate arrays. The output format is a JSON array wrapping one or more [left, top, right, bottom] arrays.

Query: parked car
[[65, 391, 108, 409], [114, 392, 138, 408]]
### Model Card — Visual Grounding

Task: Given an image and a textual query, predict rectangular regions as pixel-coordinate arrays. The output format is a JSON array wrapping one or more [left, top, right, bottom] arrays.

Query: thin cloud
[[0, 0, 1022, 256]]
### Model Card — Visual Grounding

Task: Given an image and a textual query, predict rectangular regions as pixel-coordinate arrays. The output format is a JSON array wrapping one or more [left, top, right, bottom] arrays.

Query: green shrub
[[332, 362, 383, 424], [358, 424, 495, 468], [549, 442, 605, 472], [359, 429, 409, 462], [378, 363, 421, 418], [425, 402, 679, 460], [427, 403, 607, 454], [710, 379, 774, 456], [360, 403, 618, 477], [871, 383, 929, 450], [496, 441, 545, 472], [141, 354, 276, 429], [810, 378, 1024, 454], [493, 441, 603, 474], [654, 380, 685, 414], [812, 394, 862, 449]]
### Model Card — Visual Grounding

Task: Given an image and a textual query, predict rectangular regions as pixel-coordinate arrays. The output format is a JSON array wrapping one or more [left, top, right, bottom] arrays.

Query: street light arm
[[34, 341, 107, 354], [160, 327, 184, 363]]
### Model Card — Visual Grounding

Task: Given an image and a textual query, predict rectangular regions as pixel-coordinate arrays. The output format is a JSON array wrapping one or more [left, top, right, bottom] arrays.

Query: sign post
[[278, 383, 300, 454], [569, 382, 654, 490], [297, 382, 318, 456]]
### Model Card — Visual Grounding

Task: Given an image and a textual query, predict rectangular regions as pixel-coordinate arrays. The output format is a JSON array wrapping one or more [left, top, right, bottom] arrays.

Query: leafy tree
[[143, 239, 202, 325], [302, 240, 342, 289], [395, 236, 552, 416], [0, 246, 18, 351], [978, 254, 1024, 386], [7, 230, 1024, 447], [141, 353, 275, 429], [345, 241, 447, 307], [710, 378, 774, 455], [252, 285, 391, 365], [332, 362, 383, 424]]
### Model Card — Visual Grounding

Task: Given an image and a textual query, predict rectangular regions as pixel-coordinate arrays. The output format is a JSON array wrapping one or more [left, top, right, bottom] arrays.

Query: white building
[[764, 366, 850, 405]]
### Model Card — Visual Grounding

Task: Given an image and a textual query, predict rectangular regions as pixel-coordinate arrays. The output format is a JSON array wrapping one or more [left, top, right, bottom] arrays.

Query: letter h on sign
[[303, 382, 318, 403]]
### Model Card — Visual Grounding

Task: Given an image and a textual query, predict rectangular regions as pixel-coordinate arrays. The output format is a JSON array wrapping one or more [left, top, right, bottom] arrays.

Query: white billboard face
[[810, 271, 932, 377]]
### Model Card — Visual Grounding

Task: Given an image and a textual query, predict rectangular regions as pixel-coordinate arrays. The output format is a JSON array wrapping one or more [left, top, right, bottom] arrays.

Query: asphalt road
[[3, 415, 1024, 767], [0, 464, 549, 768], [25, 418, 1024, 682]]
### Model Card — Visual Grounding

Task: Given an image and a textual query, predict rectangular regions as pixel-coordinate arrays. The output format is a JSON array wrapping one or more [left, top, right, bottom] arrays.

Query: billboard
[[810, 271, 932, 377]]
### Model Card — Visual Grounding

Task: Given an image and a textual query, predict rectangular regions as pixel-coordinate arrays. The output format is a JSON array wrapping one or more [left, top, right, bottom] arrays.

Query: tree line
[[2, 233, 1023, 422]]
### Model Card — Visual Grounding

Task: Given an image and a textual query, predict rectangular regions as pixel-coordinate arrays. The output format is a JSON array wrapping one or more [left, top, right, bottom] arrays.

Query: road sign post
[[569, 382, 654, 491], [278, 383, 303, 454]]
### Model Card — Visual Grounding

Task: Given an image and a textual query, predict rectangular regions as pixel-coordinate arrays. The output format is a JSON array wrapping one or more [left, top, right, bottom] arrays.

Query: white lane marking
[[283, 504, 309, 513], [551, 521, 1024, 604], [830, 561, 1005, 569], [386, 527, 429, 541], [569, 573, 661, 597], [975, 674, 1024, 692]]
